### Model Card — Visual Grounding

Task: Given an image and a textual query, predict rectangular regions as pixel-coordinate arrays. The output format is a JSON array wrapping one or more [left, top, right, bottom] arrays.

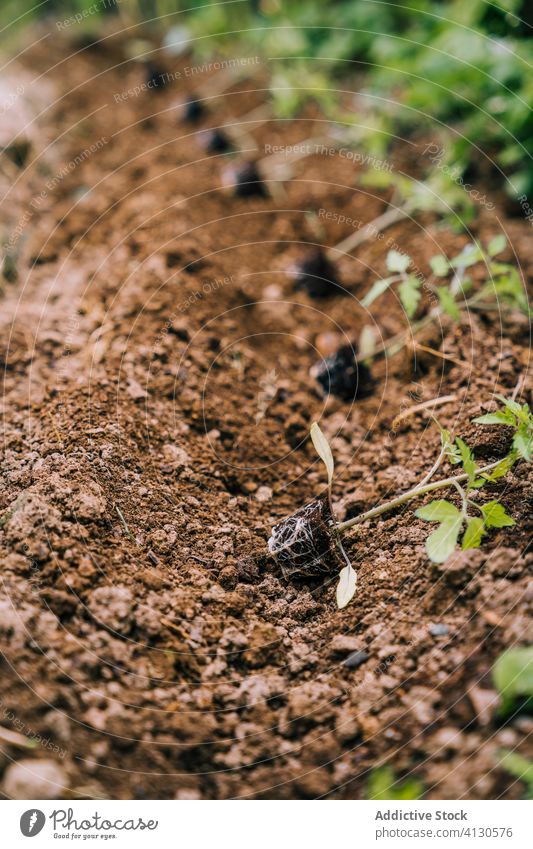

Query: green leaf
[[450, 243, 483, 269], [493, 647, 533, 716], [473, 411, 515, 426], [398, 274, 422, 318], [456, 437, 479, 488], [513, 428, 532, 462], [498, 751, 533, 800], [429, 254, 449, 277], [461, 517, 485, 549], [496, 395, 523, 418], [437, 286, 461, 320], [386, 249, 410, 273], [336, 562, 357, 609], [425, 515, 463, 563], [361, 276, 397, 308], [487, 234, 507, 257], [310, 422, 334, 490], [480, 501, 515, 529], [415, 500, 461, 522], [481, 452, 517, 482], [367, 766, 424, 801]]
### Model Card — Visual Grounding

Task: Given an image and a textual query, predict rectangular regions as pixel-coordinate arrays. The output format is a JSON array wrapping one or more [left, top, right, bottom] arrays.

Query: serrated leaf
[[361, 276, 397, 308], [416, 500, 461, 522], [386, 249, 410, 273], [456, 437, 479, 488], [487, 234, 507, 257], [481, 500, 515, 529], [462, 516, 485, 549], [496, 394, 522, 416], [473, 411, 516, 426], [336, 563, 357, 609], [437, 286, 461, 320], [430, 254, 449, 277], [310, 422, 334, 489], [482, 452, 517, 482], [425, 516, 463, 563], [398, 274, 422, 318], [450, 243, 483, 269]]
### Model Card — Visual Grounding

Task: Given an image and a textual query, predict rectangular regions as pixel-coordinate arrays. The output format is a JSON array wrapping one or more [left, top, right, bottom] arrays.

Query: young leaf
[[437, 286, 461, 320], [359, 325, 376, 361], [450, 242, 483, 269], [336, 562, 357, 609], [415, 500, 461, 522], [481, 451, 517, 482], [462, 517, 485, 549], [513, 428, 532, 462], [425, 515, 463, 563], [481, 500, 515, 529], [386, 249, 410, 273], [455, 437, 482, 488], [361, 276, 397, 308], [429, 254, 449, 277], [398, 274, 422, 318], [310, 422, 334, 490], [487, 234, 507, 257], [498, 751, 533, 800], [473, 411, 516, 426]]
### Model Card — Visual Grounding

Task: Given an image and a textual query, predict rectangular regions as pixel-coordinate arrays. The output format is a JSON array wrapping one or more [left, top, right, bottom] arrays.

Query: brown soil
[[0, 32, 531, 801]]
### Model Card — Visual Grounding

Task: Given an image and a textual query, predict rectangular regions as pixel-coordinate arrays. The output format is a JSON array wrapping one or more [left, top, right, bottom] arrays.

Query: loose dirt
[[0, 33, 531, 800]]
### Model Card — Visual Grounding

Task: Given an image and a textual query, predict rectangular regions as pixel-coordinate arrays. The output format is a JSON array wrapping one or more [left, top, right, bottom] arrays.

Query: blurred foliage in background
[[2, 0, 532, 197]]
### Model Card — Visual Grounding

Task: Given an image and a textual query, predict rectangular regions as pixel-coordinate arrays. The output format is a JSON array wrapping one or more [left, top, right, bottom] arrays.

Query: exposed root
[[268, 496, 340, 579]]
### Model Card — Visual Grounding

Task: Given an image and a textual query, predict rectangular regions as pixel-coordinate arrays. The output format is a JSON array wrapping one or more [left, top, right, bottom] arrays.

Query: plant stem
[[336, 459, 501, 532], [326, 204, 412, 260]]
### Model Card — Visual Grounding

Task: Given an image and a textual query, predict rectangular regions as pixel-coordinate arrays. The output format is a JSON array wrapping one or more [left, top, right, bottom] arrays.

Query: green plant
[[493, 646, 533, 716], [367, 765, 424, 801], [269, 396, 530, 608], [498, 751, 533, 799], [362, 237, 528, 350]]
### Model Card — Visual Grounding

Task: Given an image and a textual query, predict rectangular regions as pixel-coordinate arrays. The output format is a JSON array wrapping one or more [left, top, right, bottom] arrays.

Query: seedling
[[221, 160, 266, 197], [268, 396, 531, 608], [363, 237, 528, 361], [196, 128, 233, 154], [310, 342, 373, 401], [288, 246, 339, 298]]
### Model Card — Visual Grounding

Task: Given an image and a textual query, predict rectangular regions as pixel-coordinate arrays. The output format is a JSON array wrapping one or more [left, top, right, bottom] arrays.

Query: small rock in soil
[[429, 623, 450, 637], [311, 344, 373, 401], [222, 160, 266, 197], [287, 247, 339, 298], [342, 650, 369, 670], [2, 758, 67, 799]]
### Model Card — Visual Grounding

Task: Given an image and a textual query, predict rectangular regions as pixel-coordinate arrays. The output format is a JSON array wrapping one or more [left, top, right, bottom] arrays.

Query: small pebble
[[2, 759, 67, 799], [342, 650, 369, 670], [429, 623, 450, 637]]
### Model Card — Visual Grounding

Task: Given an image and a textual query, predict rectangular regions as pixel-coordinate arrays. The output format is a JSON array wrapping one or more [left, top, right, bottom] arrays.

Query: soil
[[0, 31, 531, 801]]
